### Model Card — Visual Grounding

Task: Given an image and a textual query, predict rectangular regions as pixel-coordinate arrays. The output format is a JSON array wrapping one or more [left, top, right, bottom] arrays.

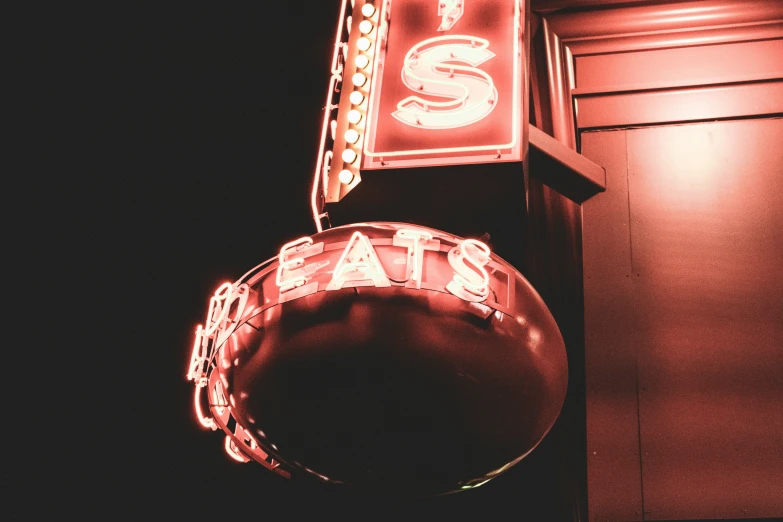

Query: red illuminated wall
[[532, 0, 783, 520]]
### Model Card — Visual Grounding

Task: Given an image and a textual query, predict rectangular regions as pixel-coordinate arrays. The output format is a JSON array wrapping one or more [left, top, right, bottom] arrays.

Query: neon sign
[[311, 0, 523, 226], [187, 224, 515, 446], [393, 36, 498, 129], [363, 0, 523, 169], [278, 230, 493, 304], [312, 0, 384, 218], [185, 222, 568, 490], [392, 228, 439, 289], [326, 231, 392, 289], [187, 224, 514, 417], [437, 0, 465, 31]]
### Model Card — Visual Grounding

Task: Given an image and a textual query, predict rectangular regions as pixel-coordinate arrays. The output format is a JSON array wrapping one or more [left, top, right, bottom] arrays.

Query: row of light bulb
[[338, 2, 378, 185]]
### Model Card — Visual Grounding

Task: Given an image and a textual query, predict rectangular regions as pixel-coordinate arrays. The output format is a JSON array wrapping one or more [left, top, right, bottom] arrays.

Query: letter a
[[326, 232, 391, 290]]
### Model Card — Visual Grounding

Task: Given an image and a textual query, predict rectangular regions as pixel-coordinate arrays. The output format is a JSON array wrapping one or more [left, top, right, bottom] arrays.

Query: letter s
[[393, 36, 497, 129], [446, 239, 491, 302]]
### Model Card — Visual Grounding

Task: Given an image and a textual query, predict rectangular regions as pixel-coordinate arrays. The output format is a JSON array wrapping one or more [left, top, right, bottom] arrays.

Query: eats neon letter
[[276, 237, 314, 292], [393, 229, 439, 289], [327, 232, 391, 290], [446, 239, 491, 302], [393, 35, 497, 129]]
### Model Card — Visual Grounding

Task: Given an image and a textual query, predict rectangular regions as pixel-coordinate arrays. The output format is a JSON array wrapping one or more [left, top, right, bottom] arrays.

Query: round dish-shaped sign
[[188, 222, 568, 496]]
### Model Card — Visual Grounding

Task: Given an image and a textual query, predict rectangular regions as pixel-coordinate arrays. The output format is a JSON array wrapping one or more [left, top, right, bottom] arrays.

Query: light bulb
[[339, 169, 355, 184], [355, 54, 369, 69], [342, 148, 358, 164], [345, 129, 360, 143], [352, 72, 367, 87], [347, 109, 362, 124], [357, 37, 371, 52], [359, 20, 373, 34], [349, 91, 364, 105], [361, 3, 376, 17]]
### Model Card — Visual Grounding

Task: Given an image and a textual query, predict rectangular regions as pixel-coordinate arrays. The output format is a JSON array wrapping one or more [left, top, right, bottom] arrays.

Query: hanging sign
[[363, 0, 523, 169], [312, 0, 524, 216]]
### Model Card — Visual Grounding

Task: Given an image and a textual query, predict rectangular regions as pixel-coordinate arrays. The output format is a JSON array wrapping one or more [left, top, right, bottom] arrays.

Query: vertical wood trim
[[542, 18, 577, 149], [581, 129, 644, 522], [529, 34, 544, 129]]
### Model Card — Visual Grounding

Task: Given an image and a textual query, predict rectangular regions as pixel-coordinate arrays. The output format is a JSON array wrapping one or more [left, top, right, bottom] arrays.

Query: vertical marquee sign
[[364, 0, 523, 168], [312, 0, 524, 228]]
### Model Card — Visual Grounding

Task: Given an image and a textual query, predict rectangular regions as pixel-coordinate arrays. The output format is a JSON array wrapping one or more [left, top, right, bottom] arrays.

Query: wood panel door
[[581, 117, 783, 520]]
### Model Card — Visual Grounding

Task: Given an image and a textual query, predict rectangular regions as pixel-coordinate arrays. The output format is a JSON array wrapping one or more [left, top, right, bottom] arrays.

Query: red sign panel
[[363, 0, 523, 169]]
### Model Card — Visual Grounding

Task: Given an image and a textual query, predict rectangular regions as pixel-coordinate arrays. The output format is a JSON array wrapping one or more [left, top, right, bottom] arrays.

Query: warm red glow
[[357, 36, 372, 51], [342, 148, 358, 164], [338, 169, 355, 184], [363, 0, 522, 168], [186, 223, 569, 491], [352, 72, 368, 87], [265, 224, 509, 309], [392, 36, 498, 130], [355, 54, 370, 69], [326, 231, 392, 290], [345, 128, 360, 143], [311, 0, 353, 232], [224, 436, 249, 463], [203, 282, 232, 336], [347, 109, 362, 124], [186, 324, 205, 382], [446, 239, 491, 301], [393, 228, 439, 289], [359, 20, 374, 35], [276, 237, 315, 292], [194, 384, 216, 430], [438, 0, 465, 31], [312, 0, 524, 221]]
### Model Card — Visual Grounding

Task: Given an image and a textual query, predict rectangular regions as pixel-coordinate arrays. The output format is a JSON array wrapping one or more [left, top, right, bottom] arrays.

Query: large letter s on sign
[[393, 36, 497, 129]]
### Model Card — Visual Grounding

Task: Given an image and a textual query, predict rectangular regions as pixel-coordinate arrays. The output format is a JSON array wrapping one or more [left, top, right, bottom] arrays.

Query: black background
[[110, 2, 346, 517], [33, 2, 574, 519]]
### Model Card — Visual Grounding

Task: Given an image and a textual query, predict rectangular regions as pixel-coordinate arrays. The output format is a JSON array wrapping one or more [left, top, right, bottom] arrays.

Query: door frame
[[532, 0, 783, 149]]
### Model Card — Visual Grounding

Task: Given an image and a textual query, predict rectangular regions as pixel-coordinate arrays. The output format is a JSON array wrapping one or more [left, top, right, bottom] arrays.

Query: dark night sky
[[52, 3, 568, 519], [120, 3, 356, 517], [71, 2, 436, 518], [68, 2, 353, 517]]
